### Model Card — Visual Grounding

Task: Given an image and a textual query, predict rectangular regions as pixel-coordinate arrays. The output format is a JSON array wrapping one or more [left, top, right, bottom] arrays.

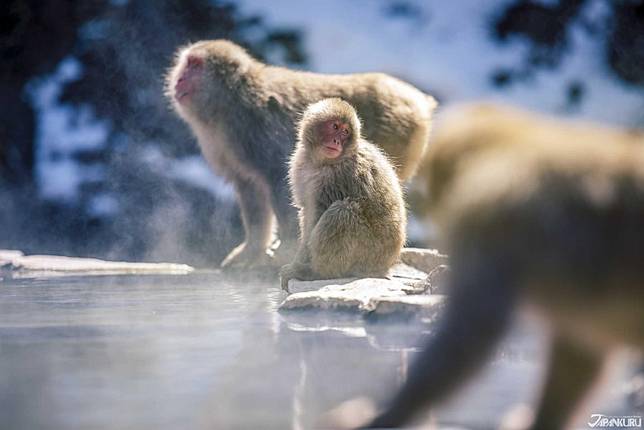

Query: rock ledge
[[1, 250, 194, 278], [279, 248, 448, 316]]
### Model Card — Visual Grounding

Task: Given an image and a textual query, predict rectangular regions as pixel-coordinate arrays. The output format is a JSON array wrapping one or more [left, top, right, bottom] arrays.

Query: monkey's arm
[[365, 255, 518, 428], [279, 205, 323, 290], [279, 260, 316, 291], [221, 176, 273, 269], [279, 233, 315, 292]]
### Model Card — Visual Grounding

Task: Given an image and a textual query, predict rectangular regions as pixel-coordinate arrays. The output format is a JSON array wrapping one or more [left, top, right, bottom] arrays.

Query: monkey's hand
[[279, 263, 298, 292], [220, 242, 272, 270], [279, 262, 314, 292]]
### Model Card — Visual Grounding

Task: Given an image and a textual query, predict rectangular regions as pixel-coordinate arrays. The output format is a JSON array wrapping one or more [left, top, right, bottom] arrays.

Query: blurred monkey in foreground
[[280, 99, 405, 289], [410, 103, 644, 221], [165, 40, 435, 269], [363, 104, 644, 429]]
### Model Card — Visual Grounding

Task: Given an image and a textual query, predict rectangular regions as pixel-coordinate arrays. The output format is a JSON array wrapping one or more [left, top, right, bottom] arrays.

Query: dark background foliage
[[0, 0, 307, 265]]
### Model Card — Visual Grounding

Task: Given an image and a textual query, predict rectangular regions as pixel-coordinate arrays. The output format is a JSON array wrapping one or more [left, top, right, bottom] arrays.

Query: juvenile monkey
[[364, 107, 644, 429], [165, 40, 435, 269], [279, 98, 406, 289]]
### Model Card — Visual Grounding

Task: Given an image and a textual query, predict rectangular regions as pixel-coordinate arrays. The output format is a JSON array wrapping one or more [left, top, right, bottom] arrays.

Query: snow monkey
[[165, 40, 436, 269], [363, 105, 644, 429], [411, 103, 644, 220], [279, 98, 406, 290]]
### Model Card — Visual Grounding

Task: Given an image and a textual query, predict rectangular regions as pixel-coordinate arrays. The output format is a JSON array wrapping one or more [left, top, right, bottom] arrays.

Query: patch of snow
[[88, 193, 119, 217], [28, 57, 111, 201], [36, 158, 82, 200]]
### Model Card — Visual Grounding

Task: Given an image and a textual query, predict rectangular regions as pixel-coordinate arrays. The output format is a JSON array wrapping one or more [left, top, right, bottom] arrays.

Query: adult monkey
[[166, 40, 436, 269], [409, 103, 644, 219], [360, 105, 644, 429]]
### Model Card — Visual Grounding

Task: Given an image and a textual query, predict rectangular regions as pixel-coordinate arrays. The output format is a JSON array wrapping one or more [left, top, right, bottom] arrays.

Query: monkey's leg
[[280, 230, 317, 291], [307, 199, 365, 278], [269, 176, 300, 266], [529, 333, 605, 430], [365, 257, 518, 428], [279, 261, 316, 291], [221, 176, 273, 269]]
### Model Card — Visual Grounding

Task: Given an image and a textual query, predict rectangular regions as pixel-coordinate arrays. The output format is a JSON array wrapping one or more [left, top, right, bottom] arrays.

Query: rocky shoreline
[[280, 248, 449, 316], [1, 247, 449, 317]]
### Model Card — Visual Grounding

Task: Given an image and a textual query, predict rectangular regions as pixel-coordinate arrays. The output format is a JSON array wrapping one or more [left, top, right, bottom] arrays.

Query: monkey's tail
[[365, 256, 518, 428]]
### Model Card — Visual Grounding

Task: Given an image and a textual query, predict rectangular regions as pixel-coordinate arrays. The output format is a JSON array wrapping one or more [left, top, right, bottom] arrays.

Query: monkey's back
[[439, 142, 644, 346], [417, 103, 644, 214], [263, 66, 436, 180]]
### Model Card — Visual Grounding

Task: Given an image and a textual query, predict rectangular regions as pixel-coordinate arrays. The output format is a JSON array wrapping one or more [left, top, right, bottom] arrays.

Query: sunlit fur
[[366, 103, 644, 429], [299, 98, 362, 164], [411, 103, 644, 220], [281, 99, 406, 286], [165, 40, 435, 268]]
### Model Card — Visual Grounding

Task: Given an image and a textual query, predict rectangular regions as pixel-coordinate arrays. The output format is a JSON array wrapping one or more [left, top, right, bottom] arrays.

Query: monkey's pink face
[[317, 119, 351, 159], [174, 55, 204, 104]]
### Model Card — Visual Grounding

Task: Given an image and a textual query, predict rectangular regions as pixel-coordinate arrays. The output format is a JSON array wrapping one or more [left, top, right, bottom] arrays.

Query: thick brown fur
[[366, 104, 644, 429], [410, 103, 644, 219], [165, 40, 435, 268], [279, 99, 406, 289]]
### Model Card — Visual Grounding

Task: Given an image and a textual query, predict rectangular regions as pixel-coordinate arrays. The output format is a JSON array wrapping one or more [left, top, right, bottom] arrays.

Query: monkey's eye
[[343, 129, 349, 136], [333, 123, 339, 130]]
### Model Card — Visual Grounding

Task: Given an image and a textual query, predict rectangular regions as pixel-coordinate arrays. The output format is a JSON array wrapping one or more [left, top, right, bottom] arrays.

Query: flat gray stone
[[0, 250, 194, 278], [286, 276, 357, 294], [400, 247, 448, 273], [0, 250, 24, 267], [279, 255, 447, 316], [285, 263, 428, 295], [370, 294, 445, 316], [280, 277, 445, 316]]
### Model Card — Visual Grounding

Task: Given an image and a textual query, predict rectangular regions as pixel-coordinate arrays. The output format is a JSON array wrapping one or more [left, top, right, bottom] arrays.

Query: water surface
[[0, 273, 636, 429]]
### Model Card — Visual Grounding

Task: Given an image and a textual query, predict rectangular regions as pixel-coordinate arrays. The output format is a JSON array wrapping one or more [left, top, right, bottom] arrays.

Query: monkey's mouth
[[174, 80, 195, 103], [322, 143, 342, 158], [175, 90, 190, 103]]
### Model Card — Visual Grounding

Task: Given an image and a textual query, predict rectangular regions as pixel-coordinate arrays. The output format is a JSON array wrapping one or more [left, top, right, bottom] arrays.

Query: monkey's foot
[[279, 262, 315, 292], [279, 263, 296, 291], [220, 242, 273, 270]]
